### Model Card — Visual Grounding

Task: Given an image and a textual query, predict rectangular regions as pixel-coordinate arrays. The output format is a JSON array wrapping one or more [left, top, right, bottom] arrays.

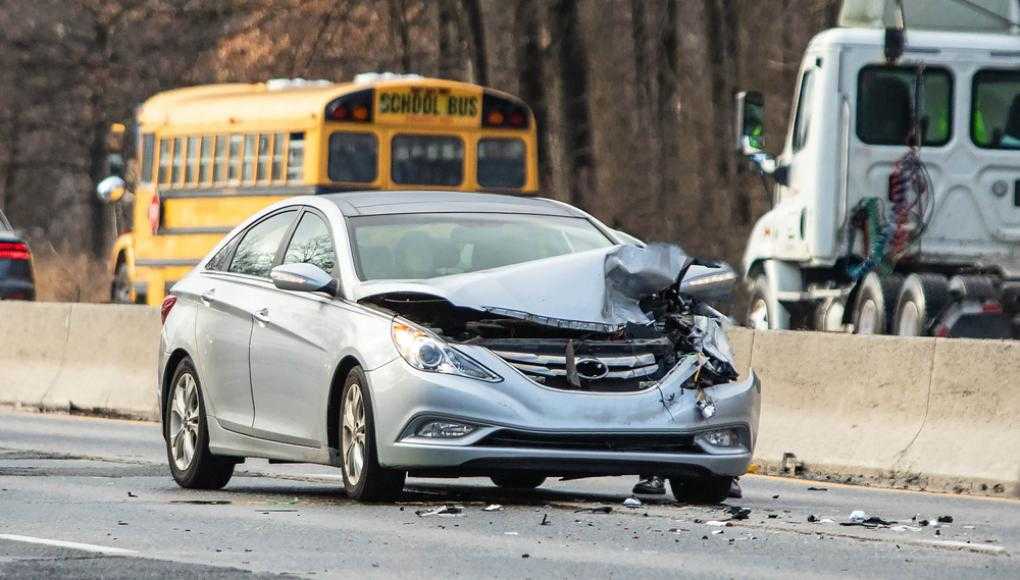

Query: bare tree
[[551, 0, 594, 209]]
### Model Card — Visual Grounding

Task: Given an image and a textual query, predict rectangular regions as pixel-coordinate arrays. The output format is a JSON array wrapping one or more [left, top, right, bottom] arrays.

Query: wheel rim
[[821, 301, 845, 332], [169, 372, 200, 471], [898, 302, 921, 336], [748, 299, 769, 330], [341, 384, 367, 486], [857, 299, 879, 334]]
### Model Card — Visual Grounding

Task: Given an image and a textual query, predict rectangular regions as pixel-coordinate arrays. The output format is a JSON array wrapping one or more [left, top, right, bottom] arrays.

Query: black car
[[0, 208, 35, 301]]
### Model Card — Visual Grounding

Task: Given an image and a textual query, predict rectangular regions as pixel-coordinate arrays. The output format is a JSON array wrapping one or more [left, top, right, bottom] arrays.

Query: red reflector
[[160, 295, 177, 325], [331, 105, 349, 120], [509, 112, 525, 127], [982, 301, 1004, 314], [0, 242, 30, 260], [352, 105, 369, 121], [149, 192, 161, 235]]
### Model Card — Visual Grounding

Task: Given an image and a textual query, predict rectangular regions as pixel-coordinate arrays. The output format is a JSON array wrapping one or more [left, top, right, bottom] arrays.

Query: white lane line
[[0, 534, 137, 556]]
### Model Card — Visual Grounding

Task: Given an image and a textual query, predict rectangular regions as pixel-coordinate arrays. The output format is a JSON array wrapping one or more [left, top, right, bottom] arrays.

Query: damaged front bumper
[[368, 349, 761, 479]]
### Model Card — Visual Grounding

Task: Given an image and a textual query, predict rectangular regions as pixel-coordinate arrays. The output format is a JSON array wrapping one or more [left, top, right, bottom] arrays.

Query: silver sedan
[[159, 191, 760, 502]]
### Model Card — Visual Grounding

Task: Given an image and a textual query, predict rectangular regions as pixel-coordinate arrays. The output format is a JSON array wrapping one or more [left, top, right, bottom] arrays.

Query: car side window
[[283, 212, 338, 274], [228, 211, 297, 278], [206, 236, 239, 272]]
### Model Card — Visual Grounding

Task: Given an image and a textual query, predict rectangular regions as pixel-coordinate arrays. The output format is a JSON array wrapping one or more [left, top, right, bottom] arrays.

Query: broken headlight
[[391, 319, 501, 382]]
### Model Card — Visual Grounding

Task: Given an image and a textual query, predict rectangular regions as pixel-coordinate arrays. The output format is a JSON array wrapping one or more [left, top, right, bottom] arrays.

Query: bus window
[[256, 134, 271, 182], [242, 134, 256, 182], [213, 135, 227, 183], [391, 134, 463, 186], [271, 133, 285, 181], [287, 133, 305, 181], [328, 132, 377, 182], [477, 138, 525, 188], [158, 138, 171, 184], [140, 134, 155, 184], [228, 134, 242, 182], [200, 135, 215, 183], [185, 136, 200, 184], [171, 137, 184, 185]]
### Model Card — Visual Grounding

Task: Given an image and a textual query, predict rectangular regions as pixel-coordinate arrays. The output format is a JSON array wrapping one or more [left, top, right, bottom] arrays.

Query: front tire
[[165, 357, 234, 489], [111, 260, 132, 304], [746, 275, 772, 330], [490, 474, 547, 490], [340, 366, 405, 501], [669, 475, 733, 504]]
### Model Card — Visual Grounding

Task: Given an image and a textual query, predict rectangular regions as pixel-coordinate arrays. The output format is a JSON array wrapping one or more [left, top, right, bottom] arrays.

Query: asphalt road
[[1, 409, 1017, 579]]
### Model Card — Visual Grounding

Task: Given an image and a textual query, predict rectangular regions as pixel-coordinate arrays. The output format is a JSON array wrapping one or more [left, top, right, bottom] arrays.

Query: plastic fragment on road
[[841, 510, 896, 528], [415, 505, 464, 517], [483, 504, 503, 512], [937, 515, 954, 524], [706, 520, 728, 527], [890, 525, 922, 532], [726, 506, 751, 520], [806, 487, 828, 492], [623, 497, 642, 508], [540, 513, 550, 526], [712, 530, 725, 535]]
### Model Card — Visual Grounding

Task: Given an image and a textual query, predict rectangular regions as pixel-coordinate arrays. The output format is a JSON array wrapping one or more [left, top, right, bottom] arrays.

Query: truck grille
[[481, 337, 674, 392]]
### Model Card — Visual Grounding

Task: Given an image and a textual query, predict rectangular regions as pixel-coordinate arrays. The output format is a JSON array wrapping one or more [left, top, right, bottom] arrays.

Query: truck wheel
[[814, 298, 846, 332], [852, 272, 902, 335], [894, 274, 950, 337], [746, 276, 772, 330]]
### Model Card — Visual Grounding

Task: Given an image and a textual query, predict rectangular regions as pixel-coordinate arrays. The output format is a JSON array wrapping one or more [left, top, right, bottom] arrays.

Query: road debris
[[415, 505, 463, 518], [170, 500, 232, 505], [806, 487, 828, 492], [483, 504, 503, 512], [705, 520, 729, 527], [712, 530, 724, 535], [127, 491, 137, 498], [890, 525, 922, 532], [575, 506, 613, 514], [726, 506, 751, 521], [937, 515, 954, 524], [841, 510, 896, 528], [623, 497, 642, 508], [540, 514, 550, 526]]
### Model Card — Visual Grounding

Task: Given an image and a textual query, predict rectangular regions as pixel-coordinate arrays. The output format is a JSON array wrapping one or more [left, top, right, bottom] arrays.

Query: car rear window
[[349, 212, 613, 280]]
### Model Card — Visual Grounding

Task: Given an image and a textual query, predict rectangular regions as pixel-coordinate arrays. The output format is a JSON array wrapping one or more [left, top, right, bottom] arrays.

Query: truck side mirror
[[735, 91, 766, 153], [96, 175, 128, 204]]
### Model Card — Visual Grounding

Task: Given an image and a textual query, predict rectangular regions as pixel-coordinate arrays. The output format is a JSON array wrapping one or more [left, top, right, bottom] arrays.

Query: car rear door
[[249, 208, 343, 447], [194, 209, 298, 432]]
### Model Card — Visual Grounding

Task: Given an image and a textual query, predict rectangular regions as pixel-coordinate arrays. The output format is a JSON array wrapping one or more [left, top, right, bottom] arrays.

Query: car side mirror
[[96, 175, 128, 204], [678, 259, 738, 301], [271, 263, 339, 296]]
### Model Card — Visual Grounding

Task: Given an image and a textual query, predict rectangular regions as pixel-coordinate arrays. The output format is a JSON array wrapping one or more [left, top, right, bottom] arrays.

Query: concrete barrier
[[1, 302, 1018, 495], [1, 302, 159, 419]]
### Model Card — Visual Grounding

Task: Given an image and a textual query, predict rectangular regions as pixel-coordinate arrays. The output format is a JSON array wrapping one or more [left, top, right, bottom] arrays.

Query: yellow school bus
[[103, 75, 539, 305]]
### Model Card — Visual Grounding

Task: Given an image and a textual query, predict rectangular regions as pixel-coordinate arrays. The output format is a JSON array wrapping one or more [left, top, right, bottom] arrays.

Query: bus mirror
[[97, 175, 128, 204], [735, 91, 765, 154]]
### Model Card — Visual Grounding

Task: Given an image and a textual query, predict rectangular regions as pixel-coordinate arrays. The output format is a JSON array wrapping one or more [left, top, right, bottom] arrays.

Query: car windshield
[[349, 212, 614, 280]]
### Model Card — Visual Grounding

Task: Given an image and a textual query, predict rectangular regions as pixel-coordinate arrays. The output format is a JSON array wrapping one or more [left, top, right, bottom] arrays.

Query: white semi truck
[[735, 0, 1020, 338]]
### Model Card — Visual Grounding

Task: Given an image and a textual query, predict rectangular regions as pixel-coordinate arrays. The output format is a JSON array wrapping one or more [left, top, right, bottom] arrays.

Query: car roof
[[321, 190, 583, 218]]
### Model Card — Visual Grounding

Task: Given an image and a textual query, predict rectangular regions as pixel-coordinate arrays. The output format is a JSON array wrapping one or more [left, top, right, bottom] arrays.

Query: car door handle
[[254, 308, 270, 323], [200, 289, 216, 306]]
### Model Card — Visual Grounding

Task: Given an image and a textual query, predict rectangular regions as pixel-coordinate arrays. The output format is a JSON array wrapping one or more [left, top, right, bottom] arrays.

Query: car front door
[[195, 209, 298, 433], [249, 209, 343, 447]]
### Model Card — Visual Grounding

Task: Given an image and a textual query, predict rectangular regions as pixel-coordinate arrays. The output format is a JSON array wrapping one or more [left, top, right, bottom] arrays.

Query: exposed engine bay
[[359, 244, 738, 393]]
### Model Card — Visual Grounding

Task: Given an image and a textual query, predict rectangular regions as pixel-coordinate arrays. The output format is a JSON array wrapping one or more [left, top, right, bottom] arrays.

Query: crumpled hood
[[353, 244, 694, 330]]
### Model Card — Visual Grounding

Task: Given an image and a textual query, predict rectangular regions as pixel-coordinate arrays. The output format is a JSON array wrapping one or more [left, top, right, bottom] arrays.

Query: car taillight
[[160, 295, 177, 325], [0, 242, 31, 260]]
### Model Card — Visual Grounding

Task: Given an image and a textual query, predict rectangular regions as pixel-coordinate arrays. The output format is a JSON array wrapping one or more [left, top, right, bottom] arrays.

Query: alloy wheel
[[169, 372, 200, 471], [342, 383, 367, 486]]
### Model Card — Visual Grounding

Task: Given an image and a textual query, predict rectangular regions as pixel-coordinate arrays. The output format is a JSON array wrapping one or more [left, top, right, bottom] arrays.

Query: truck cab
[[736, 0, 1020, 338]]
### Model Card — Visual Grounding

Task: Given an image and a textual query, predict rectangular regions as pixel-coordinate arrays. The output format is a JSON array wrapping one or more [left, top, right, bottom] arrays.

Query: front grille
[[481, 337, 674, 392], [477, 430, 701, 454]]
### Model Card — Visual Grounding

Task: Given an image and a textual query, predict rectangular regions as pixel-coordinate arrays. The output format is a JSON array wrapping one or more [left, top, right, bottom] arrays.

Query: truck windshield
[[857, 66, 952, 147], [349, 212, 613, 280], [972, 70, 1020, 150]]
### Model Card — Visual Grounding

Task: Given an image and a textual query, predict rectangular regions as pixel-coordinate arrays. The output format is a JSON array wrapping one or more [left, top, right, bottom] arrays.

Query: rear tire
[[490, 474, 547, 490], [165, 358, 235, 490], [894, 274, 950, 336], [669, 475, 733, 505], [852, 272, 902, 335], [339, 366, 405, 502]]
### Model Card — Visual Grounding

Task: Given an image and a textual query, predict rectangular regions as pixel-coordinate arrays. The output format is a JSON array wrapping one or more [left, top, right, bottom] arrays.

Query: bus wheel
[[852, 272, 902, 335], [894, 274, 950, 337], [111, 260, 132, 304]]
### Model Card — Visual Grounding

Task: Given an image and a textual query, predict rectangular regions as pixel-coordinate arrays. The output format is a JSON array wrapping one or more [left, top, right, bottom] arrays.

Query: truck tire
[[746, 276, 773, 330], [893, 274, 950, 337], [111, 260, 132, 304], [852, 272, 902, 335]]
